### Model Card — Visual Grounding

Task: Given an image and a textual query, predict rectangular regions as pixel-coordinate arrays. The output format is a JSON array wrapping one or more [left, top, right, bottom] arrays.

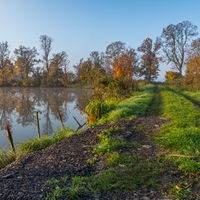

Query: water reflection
[[0, 87, 92, 150]]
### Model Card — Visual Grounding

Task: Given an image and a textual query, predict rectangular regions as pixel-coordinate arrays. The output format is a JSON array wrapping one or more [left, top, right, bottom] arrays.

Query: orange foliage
[[186, 56, 200, 78], [111, 53, 134, 79], [165, 71, 179, 80]]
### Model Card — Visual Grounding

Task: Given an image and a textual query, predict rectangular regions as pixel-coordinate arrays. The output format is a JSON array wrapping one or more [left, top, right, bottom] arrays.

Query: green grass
[[45, 85, 200, 199], [0, 127, 75, 169], [17, 127, 75, 155], [46, 152, 165, 199], [93, 133, 127, 154], [0, 148, 17, 169], [154, 85, 200, 174], [94, 84, 155, 125]]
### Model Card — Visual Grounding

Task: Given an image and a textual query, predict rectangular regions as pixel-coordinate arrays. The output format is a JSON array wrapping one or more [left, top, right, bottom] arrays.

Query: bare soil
[[0, 116, 199, 200]]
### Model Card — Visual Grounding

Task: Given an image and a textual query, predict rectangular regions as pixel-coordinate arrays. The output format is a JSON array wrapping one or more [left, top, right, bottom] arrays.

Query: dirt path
[[0, 116, 169, 200]]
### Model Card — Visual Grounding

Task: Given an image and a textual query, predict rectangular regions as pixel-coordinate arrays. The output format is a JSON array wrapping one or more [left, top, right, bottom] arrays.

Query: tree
[[161, 21, 198, 76], [48, 51, 69, 86], [73, 58, 84, 83], [89, 51, 106, 85], [90, 51, 105, 68], [110, 48, 138, 93], [186, 38, 200, 79], [0, 41, 14, 86], [111, 48, 138, 79], [39, 35, 53, 74], [138, 37, 161, 81], [0, 60, 14, 86], [0, 41, 10, 69], [32, 67, 43, 86], [61, 71, 75, 87], [79, 59, 93, 85], [105, 41, 125, 60], [165, 71, 180, 80], [105, 41, 125, 75], [188, 38, 200, 57], [14, 46, 39, 86]]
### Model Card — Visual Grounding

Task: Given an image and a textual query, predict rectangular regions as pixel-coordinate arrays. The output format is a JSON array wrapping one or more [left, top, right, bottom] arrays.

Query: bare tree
[[160, 21, 198, 76], [39, 35, 53, 74], [0, 41, 11, 69], [105, 41, 125, 60], [73, 58, 84, 82]]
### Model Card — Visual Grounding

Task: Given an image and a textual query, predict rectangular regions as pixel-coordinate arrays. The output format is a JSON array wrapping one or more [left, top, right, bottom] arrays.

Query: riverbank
[[0, 85, 200, 199], [0, 116, 174, 199]]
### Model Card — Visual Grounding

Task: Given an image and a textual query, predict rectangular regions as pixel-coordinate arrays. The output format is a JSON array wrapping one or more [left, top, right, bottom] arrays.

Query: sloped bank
[[0, 116, 170, 200]]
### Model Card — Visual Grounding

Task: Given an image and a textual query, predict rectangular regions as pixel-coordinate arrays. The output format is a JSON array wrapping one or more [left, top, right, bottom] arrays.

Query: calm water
[[0, 87, 93, 150]]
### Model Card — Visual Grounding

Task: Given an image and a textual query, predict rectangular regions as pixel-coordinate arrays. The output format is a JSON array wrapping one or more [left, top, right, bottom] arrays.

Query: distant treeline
[[0, 21, 200, 92]]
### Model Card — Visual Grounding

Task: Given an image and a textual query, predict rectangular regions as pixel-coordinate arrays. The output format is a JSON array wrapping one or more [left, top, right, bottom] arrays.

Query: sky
[[0, 0, 200, 81]]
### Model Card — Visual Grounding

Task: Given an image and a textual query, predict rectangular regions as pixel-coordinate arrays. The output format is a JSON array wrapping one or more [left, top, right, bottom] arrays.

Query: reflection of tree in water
[[42, 102, 53, 136], [74, 89, 93, 111], [15, 89, 36, 127], [41, 88, 70, 136], [0, 87, 92, 137], [0, 89, 15, 130]]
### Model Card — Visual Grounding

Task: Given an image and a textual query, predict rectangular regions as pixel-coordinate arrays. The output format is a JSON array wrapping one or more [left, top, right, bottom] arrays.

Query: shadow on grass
[[145, 84, 163, 116]]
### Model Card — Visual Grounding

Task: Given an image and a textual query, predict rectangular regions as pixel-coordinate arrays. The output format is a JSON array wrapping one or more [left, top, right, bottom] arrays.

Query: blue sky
[[0, 0, 200, 81]]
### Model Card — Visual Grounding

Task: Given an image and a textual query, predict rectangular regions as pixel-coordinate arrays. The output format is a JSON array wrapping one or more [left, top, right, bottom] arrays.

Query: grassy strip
[[154, 85, 200, 174], [95, 84, 155, 125], [0, 127, 75, 169]]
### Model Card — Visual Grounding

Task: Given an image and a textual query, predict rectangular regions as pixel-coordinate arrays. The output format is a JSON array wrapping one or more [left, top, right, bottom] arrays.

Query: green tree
[[79, 59, 93, 85], [89, 51, 106, 86]]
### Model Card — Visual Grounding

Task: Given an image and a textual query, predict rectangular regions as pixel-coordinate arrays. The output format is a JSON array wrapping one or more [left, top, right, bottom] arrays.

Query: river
[[0, 87, 93, 150]]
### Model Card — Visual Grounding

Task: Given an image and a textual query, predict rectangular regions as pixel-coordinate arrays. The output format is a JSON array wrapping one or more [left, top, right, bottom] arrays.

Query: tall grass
[[0, 148, 17, 169]]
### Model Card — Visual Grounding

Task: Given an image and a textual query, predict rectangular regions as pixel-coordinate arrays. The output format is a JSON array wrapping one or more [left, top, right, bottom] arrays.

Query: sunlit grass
[[154, 85, 200, 174], [94, 84, 154, 125], [17, 126, 75, 155]]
